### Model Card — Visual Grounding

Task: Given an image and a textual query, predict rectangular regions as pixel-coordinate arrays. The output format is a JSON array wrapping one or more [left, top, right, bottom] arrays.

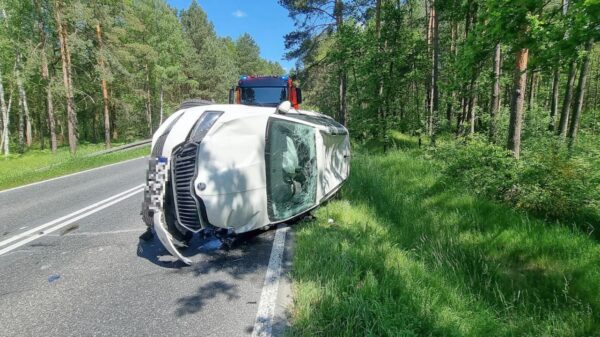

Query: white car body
[[144, 103, 350, 264]]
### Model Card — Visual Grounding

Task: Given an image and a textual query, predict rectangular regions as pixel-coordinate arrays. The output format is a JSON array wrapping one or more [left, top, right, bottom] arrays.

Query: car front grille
[[172, 143, 202, 231]]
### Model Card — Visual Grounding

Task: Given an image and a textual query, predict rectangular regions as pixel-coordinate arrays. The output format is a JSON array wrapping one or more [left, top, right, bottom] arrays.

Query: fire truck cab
[[229, 75, 302, 109]]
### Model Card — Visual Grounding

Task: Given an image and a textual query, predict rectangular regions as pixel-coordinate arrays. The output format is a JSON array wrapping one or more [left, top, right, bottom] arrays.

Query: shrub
[[433, 135, 600, 231]]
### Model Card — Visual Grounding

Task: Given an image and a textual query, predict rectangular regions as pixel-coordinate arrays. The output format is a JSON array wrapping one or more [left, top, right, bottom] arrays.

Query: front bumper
[[144, 157, 192, 265]]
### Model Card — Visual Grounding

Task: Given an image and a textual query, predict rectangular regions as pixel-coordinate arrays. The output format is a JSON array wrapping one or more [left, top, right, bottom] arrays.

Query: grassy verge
[[289, 148, 600, 336], [0, 143, 149, 191]]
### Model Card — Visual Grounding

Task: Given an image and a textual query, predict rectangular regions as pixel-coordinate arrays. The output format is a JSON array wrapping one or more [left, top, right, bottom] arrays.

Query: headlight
[[188, 111, 223, 143]]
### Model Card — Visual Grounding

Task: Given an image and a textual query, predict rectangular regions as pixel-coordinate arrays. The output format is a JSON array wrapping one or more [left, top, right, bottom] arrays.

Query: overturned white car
[[142, 101, 350, 264]]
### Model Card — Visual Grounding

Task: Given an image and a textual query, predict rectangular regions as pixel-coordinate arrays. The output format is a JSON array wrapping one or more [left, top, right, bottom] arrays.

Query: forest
[[281, 0, 600, 228], [280, 0, 600, 336], [0, 0, 283, 155], [1, 0, 599, 335]]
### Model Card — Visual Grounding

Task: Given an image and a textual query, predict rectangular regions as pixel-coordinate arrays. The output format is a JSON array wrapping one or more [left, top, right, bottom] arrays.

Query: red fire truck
[[229, 75, 302, 109]]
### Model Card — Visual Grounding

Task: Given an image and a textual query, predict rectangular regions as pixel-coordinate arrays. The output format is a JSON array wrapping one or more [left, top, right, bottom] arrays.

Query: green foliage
[[0, 0, 285, 152], [434, 135, 600, 231]]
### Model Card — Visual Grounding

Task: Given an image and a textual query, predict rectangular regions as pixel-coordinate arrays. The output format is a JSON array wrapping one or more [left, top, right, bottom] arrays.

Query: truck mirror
[[228, 88, 235, 104], [276, 101, 292, 114], [296, 88, 303, 104]]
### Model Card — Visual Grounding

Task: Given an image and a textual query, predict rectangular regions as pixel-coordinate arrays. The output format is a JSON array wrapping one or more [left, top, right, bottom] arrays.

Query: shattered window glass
[[266, 119, 317, 221]]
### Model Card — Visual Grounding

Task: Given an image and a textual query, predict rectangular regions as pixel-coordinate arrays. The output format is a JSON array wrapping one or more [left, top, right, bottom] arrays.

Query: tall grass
[[289, 150, 600, 337]]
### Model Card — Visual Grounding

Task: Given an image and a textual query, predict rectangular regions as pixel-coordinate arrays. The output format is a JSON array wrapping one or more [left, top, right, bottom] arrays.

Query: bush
[[433, 135, 600, 231]]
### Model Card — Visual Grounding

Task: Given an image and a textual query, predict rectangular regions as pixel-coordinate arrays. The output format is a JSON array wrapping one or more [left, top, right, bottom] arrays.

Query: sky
[[167, 0, 296, 72]]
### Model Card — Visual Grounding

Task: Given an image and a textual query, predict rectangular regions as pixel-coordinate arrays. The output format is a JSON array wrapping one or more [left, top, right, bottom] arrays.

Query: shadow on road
[[136, 228, 276, 316]]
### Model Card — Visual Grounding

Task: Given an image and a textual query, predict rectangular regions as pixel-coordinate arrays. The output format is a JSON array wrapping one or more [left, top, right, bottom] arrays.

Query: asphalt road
[[0, 157, 292, 337]]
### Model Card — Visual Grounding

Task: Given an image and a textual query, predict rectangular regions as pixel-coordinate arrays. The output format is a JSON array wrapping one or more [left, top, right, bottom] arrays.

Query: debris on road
[[47, 274, 60, 283], [60, 224, 79, 236]]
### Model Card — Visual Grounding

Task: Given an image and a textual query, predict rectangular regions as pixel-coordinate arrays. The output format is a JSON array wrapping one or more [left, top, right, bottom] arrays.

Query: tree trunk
[[425, 1, 432, 116], [557, 61, 576, 138], [37, 105, 44, 149], [489, 43, 501, 142], [447, 21, 457, 122], [55, 1, 77, 154], [17, 88, 24, 153], [593, 61, 599, 112], [568, 38, 594, 149], [36, 0, 56, 153], [145, 64, 153, 137], [95, 23, 111, 149], [456, 94, 467, 135], [159, 87, 164, 125], [549, 68, 560, 131], [428, 0, 440, 140], [15, 54, 32, 148], [507, 48, 529, 159], [0, 67, 8, 156], [335, 0, 347, 126], [527, 71, 536, 111], [467, 80, 477, 135], [375, 0, 387, 146]]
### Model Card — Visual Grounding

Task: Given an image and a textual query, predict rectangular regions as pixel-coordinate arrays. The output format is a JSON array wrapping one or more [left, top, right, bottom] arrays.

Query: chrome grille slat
[[172, 143, 202, 231]]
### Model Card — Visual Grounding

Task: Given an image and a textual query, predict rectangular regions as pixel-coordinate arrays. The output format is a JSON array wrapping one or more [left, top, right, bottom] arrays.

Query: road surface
[[0, 157, 292, 337]]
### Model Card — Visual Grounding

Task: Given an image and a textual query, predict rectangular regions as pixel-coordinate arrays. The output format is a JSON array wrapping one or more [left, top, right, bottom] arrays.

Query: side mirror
[[276, 101, 292, 114], [228, 87, 235, 104], [296, 88, 303, 104]]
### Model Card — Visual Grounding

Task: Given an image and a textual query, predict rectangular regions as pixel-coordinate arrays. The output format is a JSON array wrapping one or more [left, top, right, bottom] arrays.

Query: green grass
[[0, 143, 149, 191], [289, 149, 600, 337]]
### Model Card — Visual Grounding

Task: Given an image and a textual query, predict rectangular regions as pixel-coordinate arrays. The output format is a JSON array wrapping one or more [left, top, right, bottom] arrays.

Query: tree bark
[[335, 0, 347, 126], [159, 87, 164, 125], [95, 23, 111, 149], [37, 0, 57, 153], [467, 79, 477, 135], [489, 43, 501, 142], [17, 86, 24, 152], [55, 1, 77, 154], [145, 63, 153, 137], [375, 0, 387, 146], [0, 67, 8, 156], [15, 54, 32, 148], [557, 61, 576, 138], [549, 67, 560, 131], [527, 71, 536, 111], [568, 38, 594, 149], [447, 21, 457, 122], [456, 94, 467, 135], [428, 0, 440, 140], [593, 58, 600, 111], [507, 48, 529, 159]]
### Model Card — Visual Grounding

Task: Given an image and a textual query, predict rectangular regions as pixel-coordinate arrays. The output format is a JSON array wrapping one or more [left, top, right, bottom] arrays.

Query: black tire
[[178, 98, 214, 110]]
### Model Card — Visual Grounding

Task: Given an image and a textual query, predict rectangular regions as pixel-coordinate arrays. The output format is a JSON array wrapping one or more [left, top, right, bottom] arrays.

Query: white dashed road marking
[[0, 184, 144, 256]]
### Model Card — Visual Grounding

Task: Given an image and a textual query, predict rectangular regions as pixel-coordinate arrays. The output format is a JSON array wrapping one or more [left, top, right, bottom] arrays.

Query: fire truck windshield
[[240, 86, 288, 107]]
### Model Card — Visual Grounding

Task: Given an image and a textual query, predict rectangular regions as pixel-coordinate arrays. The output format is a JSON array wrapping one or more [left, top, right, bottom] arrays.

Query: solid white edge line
[[0, 156, 147, 195], [252, 226, 289, 337], [0, 187, 144, 257], [0, 184, 144, 248]]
